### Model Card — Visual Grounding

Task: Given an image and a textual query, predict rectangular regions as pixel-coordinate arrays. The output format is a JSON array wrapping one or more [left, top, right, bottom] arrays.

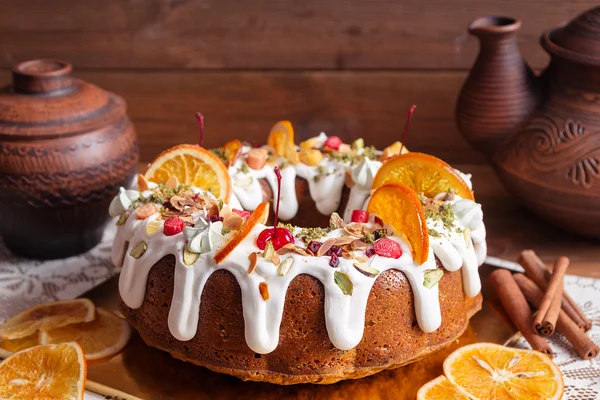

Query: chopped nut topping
[[259, 282, 270, 300], [247, 252, 259, 274]]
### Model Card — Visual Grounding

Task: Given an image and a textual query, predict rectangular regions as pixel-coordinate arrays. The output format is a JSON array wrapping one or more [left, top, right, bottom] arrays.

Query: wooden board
[[0, 69, 487, 164], [0, 0, 596, 70]]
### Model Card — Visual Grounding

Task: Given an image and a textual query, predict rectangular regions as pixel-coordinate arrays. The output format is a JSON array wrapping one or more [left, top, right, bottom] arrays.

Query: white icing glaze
[[113, 192, 486, 355], [343, 158, 382, 222], [295, 157, 348, 216]]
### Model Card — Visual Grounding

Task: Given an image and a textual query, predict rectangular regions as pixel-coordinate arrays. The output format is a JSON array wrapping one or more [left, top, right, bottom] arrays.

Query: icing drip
[[343, 158, 382, 222], [114, 194, 486, 355], [295, 158, 348, 216]]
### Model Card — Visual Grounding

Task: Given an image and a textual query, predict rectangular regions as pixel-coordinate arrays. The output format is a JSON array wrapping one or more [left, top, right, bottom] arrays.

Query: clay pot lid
[[0, 59, 125, 139], [542, 7, 600, 66]]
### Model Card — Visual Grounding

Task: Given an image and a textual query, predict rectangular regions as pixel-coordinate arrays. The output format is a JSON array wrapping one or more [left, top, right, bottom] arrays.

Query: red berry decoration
[[324, 136, 342, 150], [373, 238, 402, 259], [232, 209, 251, 219], [351, 209, 369, 223], [256, 166, 294, 250], [164, 217, 185, 236]]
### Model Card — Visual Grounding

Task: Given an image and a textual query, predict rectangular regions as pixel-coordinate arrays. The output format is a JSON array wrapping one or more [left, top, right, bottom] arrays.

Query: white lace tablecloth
[[511, 275, 600, 400], [0, 224, 119, 400]]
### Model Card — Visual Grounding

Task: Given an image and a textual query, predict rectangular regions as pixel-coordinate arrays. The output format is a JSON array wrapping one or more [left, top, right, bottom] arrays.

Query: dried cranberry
[[163, 217, 185, 236], [324, 136, 343, 150], [365, 248, 376, 258], [373, 238, 402, 259], [326, 245, 343, 257], [307, 240, 322, 254], [209, 215, 224, 223], [232, 209, 251, 219], [256, 227, 294, 250], [351, 209, 369, 223], [373, 228, 388, 240], [374, 216, 384, 226], [329, 252, 340, 268]]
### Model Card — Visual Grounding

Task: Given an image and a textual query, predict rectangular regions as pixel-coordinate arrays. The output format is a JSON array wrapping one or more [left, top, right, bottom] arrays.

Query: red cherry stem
[[273, 166, 282, 238], [196, 112, 204, 147], [399, 105, 416, 154]]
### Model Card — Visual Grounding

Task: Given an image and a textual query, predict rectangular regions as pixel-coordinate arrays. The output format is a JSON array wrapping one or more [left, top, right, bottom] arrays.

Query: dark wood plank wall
[[0, 0, 597, 162]]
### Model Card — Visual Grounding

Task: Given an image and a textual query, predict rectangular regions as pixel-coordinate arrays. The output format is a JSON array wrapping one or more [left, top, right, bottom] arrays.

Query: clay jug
[[0, 59, 138, 259], [456, 17, 540, 159], [457, 8, 600, 238]]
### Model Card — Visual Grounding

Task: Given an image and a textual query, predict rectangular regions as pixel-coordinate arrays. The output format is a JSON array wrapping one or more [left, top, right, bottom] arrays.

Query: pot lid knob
[[12, 59, 73, 94]]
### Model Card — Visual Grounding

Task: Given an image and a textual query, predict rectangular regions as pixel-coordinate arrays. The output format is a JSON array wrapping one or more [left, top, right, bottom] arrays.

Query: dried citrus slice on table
[[0, 299, 95, 340], [214, 201, 270, 264], [443, 343, 563, 400], [373, 152, 474, 200], [267, 121, 299, 164], [367, 183, 429, 265], [417, 375, 469, 400], [0, 342, 86, 400], [0, 334, 39, 353], [144, 144, 231, 200], [40, 308, 131, 362]]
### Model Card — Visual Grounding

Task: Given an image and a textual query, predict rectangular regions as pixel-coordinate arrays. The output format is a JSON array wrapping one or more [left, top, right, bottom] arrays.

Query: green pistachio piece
[[354, 263, 380, 278], [263, 241, 275, 260], [352, 138, 364, 152], [130, 242, 147, 259], [117, 212, 130, 226], [334, 271, 353, 295], [277, 257, 294, 276], [423, 269, 444, 289], [329, 212, 345, 230], [183, 248, 200, 266]]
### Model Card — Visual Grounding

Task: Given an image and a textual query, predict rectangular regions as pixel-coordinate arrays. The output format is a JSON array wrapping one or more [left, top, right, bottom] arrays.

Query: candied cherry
[[373, 238, 402, 259], [324, 136, 343, 150], [256, 166, 294, 250], [164, 217, 185, 236], [351, 209, 369, 223]]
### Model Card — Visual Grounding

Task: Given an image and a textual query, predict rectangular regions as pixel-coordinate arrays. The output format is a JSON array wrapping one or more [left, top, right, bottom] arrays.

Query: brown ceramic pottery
[[457, 8, 600, 238], [0, 59, 138, 259]]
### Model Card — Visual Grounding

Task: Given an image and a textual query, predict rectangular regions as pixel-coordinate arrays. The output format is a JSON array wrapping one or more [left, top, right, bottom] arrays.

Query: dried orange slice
[[0, 299, 95, 340], [222, 139, 243, 166], [444, 343, 564, 400], [0, 334, 39, 353], [0, 342, 86, 400], [145, 144, 231, 200], [40, 308, 131, 362], [214, 201, 270, 264], [267, 121, 299, 164], [417, 375, 469, 400], [373, 152, 474, 200], [367, 183, 429, 265]]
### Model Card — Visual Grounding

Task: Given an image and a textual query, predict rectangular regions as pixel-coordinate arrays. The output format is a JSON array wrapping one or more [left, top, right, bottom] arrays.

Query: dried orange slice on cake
[[0, 334, 39, 353], [0, 299, 95, 340], [373, 152, 474, 200], [145, 144, 231, 200], [214, 201, 270, 264], [367, 183, 429, 265], [443, 343, 563, 400], [40, 308, 131, 362], [417, 375, 469, 400], [267, 121, 299, 164], [0, 342, 86, 400]]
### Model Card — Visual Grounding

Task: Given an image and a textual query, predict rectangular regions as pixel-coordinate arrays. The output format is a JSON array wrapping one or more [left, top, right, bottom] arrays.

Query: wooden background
[[0, 0, 598, 163]]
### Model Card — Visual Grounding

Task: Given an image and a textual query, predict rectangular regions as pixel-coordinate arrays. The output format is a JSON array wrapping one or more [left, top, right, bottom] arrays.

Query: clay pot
[[0, 59, 138, 259], [456, 9, 600, 238]]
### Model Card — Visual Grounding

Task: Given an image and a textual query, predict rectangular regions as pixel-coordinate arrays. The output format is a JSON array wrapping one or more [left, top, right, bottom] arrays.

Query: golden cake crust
[[121, 255, 482, 384]]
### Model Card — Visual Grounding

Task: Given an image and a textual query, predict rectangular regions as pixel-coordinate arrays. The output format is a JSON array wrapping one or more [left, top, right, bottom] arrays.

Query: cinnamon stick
[[489, 269, 553, 356], [519, 250, 592, 330], [533, 256, 569, 336], [514, 273, 599, 360]]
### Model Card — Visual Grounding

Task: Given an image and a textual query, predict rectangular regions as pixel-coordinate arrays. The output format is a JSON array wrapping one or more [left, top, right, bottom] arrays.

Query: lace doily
[[0, 224, 119, 323], [511, 275, 600, 400]]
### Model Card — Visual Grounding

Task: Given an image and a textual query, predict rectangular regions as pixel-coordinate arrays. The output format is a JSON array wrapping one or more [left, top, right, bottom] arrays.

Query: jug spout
[[456, 16, 540, 159]]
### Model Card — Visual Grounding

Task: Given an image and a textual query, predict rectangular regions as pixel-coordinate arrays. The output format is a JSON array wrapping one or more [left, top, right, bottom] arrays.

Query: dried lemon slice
[[267, 121, 299, 164]]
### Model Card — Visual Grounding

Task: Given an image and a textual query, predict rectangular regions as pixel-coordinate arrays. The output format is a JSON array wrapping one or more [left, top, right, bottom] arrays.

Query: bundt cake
[[110, 121, 486, 384]]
